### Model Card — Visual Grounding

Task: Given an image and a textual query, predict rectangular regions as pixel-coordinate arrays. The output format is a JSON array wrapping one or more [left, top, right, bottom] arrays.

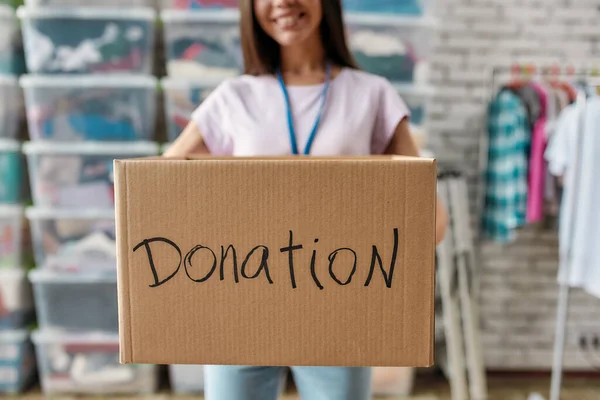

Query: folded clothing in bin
[[343, 0, 425, 15], [345, 14, 434, 83], [0, 6, 19, 75], [162, 9, 242, 78], [21, 75, 158, 142], [0, 269, 34, 330], [0, 205, 23, 268], [0, 140, 23, 204], [162, 77, 219, 142], [394, 83, 435, 127], [26, 0, 155, 7], [32, 330, 158, 395], [0, 77, 20, 140], [169, 364, 204, 394], [18, 7, 156, 74], [23, 141, 158, 208], [27, 208, 116, 272], [161, 0, 238, 9], [0, 330, 37, 394], [30, 268, 118, 332]]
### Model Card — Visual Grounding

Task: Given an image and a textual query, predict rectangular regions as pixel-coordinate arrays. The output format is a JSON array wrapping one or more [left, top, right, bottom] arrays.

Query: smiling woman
[[163, 0, 447, 398], [239, 0, 356, 76]]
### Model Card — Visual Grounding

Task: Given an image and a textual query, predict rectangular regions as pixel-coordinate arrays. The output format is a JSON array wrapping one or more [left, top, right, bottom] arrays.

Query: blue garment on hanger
[[482, 89, 531, 242]]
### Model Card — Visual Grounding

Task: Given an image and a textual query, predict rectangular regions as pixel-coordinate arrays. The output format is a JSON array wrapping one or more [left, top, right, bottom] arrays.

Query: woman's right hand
[[163, 121, 212, 158]]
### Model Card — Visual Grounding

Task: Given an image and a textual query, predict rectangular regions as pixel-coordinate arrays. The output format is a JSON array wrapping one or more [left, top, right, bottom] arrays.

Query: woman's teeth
[[276, 15, 301, 29]]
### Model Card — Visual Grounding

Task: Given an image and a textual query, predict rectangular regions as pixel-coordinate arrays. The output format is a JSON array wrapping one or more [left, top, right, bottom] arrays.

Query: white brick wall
[[430, 0, 600, 370]]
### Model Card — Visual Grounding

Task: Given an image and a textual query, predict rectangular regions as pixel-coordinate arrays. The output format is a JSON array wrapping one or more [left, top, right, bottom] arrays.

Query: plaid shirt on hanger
[[482, 89, 531, 242]]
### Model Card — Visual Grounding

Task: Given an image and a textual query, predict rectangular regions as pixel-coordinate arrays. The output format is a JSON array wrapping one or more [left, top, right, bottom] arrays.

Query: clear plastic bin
[[29, 268, 118, 332], [0, 205, 23, 268], [26, 0, 155, 6], [0, 330, 36, 394], [0, 140, 23, 204], [394, 83, 434, 127], [343, 0, 433, 16], [21, 75, 158, 142], [0, 268, 34, 330], [26, 208, 116, 272], [17, 7, 156, 74], [162, 77, 220, 142], [169, 364, 204, 394], [345, 14, 436, 84], [32, 330, 158, 395], [162, 9, 242, 79], [160, 0, 237, 9], [23, 141, 158, 208], [0, 6, 18, 75], [0, 77, 20, 140]]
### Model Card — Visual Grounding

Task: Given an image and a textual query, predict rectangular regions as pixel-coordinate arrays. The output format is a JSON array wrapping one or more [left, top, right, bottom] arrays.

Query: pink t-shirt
[[527, 82, 548, 223], [191, 68, 410, 156]]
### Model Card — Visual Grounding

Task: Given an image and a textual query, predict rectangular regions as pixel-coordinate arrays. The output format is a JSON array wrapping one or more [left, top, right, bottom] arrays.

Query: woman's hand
[[385, 118, 449, 245], [163, 121, 212, 158]]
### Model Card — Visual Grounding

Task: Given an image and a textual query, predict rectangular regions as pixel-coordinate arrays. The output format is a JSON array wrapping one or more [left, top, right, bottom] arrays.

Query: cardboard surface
[[115, 156, 437, 367]]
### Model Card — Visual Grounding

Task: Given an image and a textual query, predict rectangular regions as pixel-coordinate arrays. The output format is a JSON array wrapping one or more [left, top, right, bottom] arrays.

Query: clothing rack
[[480, 66, 600, 400], [477, 65, 598, 224]]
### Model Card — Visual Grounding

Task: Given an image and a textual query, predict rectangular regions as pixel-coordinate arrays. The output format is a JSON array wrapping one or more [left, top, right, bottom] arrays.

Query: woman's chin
[[272, 28, 316, 48]]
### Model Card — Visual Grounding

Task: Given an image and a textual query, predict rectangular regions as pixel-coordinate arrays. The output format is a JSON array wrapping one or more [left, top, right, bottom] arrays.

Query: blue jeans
[[204, 365, 372, 400]]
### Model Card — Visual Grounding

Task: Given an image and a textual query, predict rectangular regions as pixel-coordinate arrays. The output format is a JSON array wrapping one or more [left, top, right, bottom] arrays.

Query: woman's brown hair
[[240, 0, 358, 75]]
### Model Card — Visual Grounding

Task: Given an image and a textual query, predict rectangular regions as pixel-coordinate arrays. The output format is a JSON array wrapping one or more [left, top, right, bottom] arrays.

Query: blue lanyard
[[276, 63, 332, 155]]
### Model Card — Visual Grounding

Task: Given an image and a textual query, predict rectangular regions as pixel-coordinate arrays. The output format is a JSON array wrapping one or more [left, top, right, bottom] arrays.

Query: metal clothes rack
[[480, 66, 600, 400]]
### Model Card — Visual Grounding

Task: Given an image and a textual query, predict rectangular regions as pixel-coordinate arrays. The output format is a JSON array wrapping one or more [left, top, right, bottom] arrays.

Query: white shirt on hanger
[[545, 95, 600, 298]]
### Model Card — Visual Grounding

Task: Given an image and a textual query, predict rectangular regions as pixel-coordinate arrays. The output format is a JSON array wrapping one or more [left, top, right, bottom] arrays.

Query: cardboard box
[[114, 156, 437, 367]]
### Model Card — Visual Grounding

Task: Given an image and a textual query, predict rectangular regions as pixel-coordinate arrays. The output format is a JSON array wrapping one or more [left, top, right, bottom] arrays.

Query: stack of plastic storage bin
[[159, 1, 234, 394], [0, 101, 36, 396], [0, 118, 35, 398], [345, 3, 437, 396], [344, 1, 437, 147], [16, 0, 161, 395], [160, 0, 239, 144], [344, 3, 437, 396], [0, 0, 37, 394], [160, 1, 436, 140]]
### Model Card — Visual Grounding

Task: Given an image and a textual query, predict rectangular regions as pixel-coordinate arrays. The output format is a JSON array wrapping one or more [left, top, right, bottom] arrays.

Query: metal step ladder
[[436, 171, 488, 400]]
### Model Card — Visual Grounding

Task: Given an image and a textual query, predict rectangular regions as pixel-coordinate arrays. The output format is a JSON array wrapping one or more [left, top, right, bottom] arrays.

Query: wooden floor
[[19, 373, 600, 399]]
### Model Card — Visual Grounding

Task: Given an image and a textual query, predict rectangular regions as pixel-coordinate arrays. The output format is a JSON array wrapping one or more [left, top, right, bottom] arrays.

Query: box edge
[[114, 159, 133, 364]]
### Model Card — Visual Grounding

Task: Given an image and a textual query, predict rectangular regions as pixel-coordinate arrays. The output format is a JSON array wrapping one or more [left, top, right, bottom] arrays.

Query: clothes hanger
[[505, 64, 534, 89]]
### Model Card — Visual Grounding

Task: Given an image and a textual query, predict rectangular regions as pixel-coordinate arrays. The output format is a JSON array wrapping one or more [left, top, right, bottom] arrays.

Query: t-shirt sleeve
[[190, 82, 234, 155], [371, 79, 411, 154]]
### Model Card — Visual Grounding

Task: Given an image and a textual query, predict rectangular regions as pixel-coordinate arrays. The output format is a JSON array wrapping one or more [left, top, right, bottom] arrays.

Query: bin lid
[[17, 5, 155, 20], [22, 141, 159, 156]]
